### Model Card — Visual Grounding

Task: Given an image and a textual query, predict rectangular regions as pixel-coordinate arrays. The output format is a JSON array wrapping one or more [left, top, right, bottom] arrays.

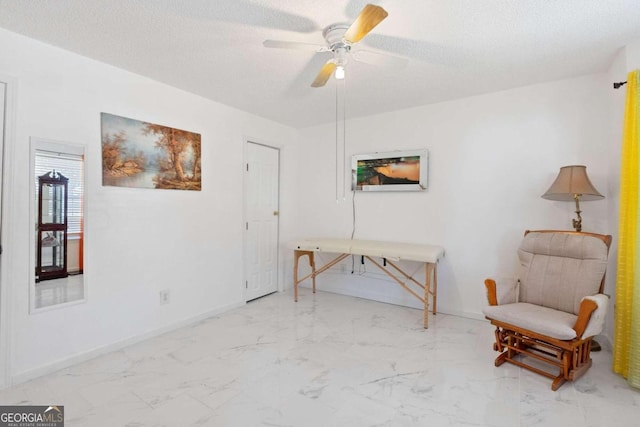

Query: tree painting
[[101, 113, 201, 190]]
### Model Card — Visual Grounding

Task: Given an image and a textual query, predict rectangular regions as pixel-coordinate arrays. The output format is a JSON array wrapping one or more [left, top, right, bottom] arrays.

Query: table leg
[[310, 252, 316, 293], [424, 263, 431, 329], [293, 250, 318, 301], [294, 251, 300, 302], [432, 263, 438, 315]]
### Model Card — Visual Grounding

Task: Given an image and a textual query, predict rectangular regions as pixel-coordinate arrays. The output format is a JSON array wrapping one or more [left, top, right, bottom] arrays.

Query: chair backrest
[[517, 230, 611, 315]]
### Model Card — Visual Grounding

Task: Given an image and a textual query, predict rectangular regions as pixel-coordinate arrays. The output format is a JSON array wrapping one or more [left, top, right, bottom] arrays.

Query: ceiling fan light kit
[[263, 4, 389, 87]]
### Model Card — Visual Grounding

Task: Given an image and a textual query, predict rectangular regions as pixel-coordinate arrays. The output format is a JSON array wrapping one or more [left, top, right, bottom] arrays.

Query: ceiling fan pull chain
[[342, 76, 347, 201], [336, 78, 339, 203], [333, 77, 347, 202]]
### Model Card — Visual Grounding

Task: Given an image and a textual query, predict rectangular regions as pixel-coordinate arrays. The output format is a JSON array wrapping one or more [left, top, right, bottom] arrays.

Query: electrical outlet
[[159, 290, 170, 305]]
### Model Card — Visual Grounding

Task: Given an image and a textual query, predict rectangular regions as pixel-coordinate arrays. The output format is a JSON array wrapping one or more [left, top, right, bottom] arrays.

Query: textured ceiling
[[1, 0, 640, 128]]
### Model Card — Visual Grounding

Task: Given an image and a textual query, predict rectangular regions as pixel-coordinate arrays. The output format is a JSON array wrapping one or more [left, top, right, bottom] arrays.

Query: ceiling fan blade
[[284, 53, 333, 96], [263, 40, 329, 52], [311, 61, 337, 88], [343, 4, 388, 44]]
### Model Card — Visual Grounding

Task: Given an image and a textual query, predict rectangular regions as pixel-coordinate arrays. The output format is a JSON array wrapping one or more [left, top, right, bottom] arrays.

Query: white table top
[[293, 238, 445, 263]]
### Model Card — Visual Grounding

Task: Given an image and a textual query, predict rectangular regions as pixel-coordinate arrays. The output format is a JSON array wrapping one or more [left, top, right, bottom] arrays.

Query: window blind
[[35, 151, 84, 234]]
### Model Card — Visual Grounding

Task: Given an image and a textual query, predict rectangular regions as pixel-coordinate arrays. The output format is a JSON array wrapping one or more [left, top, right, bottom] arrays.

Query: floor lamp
[[542, 165, 605, 350]]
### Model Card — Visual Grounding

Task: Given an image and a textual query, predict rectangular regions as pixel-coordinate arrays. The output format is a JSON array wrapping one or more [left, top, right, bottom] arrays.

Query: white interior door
[[244, 142, 279, 301]]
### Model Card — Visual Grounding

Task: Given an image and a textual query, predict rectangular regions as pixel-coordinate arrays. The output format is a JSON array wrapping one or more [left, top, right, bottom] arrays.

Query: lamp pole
[[572, 194, 582, 232]]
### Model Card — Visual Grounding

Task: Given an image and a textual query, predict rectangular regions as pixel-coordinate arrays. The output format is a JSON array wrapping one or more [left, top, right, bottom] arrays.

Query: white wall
[[291, 73, 612, 322], [0, 27, 298, 383], [67, 238, 81, 273], [626, 40, 640, 70]]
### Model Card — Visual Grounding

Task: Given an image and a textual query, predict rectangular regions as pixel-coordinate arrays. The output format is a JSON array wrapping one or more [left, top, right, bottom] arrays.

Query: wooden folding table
[[293, 238, 445, 328]]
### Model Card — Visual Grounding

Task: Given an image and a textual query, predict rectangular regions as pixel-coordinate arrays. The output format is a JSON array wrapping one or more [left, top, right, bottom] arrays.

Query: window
[[35, 150, 84, 234]]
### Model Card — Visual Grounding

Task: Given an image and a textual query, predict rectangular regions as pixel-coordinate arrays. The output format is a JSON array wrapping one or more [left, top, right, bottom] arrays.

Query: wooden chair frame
[[485, 230, 612, 391]]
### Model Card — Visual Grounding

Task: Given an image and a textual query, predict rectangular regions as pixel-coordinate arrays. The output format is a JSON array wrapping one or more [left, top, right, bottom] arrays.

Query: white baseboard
[[10, 300, 245, 386]]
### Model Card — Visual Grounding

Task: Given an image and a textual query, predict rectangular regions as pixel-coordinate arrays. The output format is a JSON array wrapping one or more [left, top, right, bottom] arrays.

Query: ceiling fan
[[263, 4, 391, 88]]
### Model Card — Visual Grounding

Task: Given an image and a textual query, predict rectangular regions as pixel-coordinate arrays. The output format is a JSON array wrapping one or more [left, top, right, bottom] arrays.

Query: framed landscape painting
[[101, 113, 201, 190]]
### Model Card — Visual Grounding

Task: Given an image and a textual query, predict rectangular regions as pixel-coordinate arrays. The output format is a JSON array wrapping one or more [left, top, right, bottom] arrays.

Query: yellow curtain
[[613, 70, 640, 388]]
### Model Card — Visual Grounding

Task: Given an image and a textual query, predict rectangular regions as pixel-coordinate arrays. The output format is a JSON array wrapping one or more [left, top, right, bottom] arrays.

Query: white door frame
[[242, 137, 282, 301], [0, 73, 18, 389]]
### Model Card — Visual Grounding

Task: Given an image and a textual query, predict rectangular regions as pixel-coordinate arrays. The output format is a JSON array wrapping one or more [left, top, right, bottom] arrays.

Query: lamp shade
[[542, 165, 604, 201]]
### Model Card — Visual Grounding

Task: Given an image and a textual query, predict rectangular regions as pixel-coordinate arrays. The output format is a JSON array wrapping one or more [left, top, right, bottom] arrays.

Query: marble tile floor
[[1, 290, 638, 426], [34, 273, 84, 309]]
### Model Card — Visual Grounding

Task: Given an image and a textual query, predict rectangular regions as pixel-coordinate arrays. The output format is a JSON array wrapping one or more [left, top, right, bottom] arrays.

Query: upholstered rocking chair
[[483, 230, 612, 391]]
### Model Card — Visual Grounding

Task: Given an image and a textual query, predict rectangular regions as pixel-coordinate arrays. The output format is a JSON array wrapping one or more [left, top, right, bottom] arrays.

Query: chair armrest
[[575, 294, 609, 339], [484, 277, 519, 306]]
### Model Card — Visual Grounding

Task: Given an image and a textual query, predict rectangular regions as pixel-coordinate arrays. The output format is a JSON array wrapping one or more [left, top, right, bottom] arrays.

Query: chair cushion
[[483, 302, 578, 340], [517, 232, 608, 315]]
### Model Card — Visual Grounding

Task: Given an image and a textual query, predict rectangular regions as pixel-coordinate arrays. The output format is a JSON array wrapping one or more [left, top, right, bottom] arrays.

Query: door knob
[[273, 210, 279, 216]]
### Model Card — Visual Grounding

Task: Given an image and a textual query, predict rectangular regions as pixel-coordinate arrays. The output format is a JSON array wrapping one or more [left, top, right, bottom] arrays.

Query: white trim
[[12, 300, 245, 385], [242, 137, 282, 301], [27, 292, 87, 315], [242, 134, 286, 150], [0, 73, 17, 389]]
